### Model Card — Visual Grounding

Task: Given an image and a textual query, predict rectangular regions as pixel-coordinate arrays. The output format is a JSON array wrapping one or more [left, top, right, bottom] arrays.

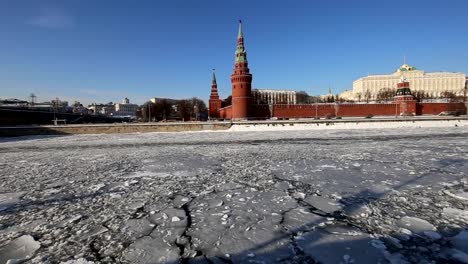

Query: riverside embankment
[[0, 116, 467, 137]]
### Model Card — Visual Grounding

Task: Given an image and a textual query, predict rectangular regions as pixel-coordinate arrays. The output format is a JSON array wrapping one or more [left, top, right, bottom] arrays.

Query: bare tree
[[139, 101, 156, 121], [364, 90, 371, 103], [356, 92, 362, 102], [376, 88, 394, 102], [440, 91, 456, 102], [296, 91, 309, 104], [177, 98, 207, 121]]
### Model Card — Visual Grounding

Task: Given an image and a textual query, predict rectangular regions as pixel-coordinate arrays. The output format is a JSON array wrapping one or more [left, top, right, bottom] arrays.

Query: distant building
[[88, 103, 105, 114], [252, 89, 297, 104], [101, 105, 115, 116], [338, 90, 353, 101], [341, 64, 467, 101], [114, 98, 138, 116], [72, 101, 88, 114], [88, 103, 114, 115], [0, 98, 29, 106], [50, 99, 68, 109]]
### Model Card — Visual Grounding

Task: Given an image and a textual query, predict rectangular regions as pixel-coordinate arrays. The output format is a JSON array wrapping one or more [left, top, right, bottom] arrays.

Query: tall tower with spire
[[231, 20, 253, 120], [208, 69, 222, 119]]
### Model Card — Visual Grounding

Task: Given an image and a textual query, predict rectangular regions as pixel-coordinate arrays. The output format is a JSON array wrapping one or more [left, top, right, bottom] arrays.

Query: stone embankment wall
[[0, 123, 232, 137], [1, 118, 468, 137]]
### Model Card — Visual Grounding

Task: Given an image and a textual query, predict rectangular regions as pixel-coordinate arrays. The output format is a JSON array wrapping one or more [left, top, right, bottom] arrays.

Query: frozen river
[[1, 126, 468, 263]]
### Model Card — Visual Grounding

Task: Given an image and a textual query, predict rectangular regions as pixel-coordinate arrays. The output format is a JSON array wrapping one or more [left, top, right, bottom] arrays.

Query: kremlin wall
[[209, 21, 467, 120]]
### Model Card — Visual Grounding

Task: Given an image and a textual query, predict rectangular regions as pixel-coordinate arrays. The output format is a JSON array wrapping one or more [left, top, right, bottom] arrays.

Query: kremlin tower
[[231, 20, 253, 120], [395, 77, 413, 99], [394, 77, 417, 116], [208, 69, 222, 119]]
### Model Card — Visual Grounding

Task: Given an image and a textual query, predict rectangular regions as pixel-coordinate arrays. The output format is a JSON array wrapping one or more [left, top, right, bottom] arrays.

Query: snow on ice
[[0, 126, 467, 263]]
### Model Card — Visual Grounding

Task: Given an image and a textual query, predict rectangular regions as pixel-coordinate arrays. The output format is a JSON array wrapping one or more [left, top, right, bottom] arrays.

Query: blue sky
[[1, 0, 468, 105]]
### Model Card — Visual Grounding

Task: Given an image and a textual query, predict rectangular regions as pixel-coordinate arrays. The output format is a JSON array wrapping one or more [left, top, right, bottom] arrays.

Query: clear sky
[[1, 0, 468, 105]]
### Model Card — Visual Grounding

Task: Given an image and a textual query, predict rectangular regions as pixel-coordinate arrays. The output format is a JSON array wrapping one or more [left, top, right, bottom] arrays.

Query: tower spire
[[209, 68, 222, 119], [210, 69, 219, 98], [238, 20, 243, 38], [235, 20, 247, 63], [212, 68, 217, 84]]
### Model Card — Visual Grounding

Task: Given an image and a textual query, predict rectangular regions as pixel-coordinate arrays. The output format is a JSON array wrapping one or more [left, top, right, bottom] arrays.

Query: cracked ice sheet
[[296, 225, 387, 264], [0, 126, 467, 263], [188, 189, 298, 262]]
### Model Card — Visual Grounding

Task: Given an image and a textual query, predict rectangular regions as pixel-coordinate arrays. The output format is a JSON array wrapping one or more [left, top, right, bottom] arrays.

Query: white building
[[338, 90, 354, 101], [341, 64, 467, 101], [114, 98, 138, 116], [252, 89, 298, 105], [88, 104, 102, 114]]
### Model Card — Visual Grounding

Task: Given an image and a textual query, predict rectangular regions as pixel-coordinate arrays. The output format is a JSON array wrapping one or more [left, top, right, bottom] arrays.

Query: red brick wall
[[222, 102, 466, 119], [417, 103, 466, 115], [337, 104, 400, 117], [219, 106, 232, 119], [251, 105, 271, 119], [267, 103, 400, 118]]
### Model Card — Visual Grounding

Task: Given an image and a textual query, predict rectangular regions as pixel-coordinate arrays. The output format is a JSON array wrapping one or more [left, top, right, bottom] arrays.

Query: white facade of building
[[341, 64, 467, 101], [114, 98, 138, 116], [88, 104, 105, 114], [252, 89, 297, 105]]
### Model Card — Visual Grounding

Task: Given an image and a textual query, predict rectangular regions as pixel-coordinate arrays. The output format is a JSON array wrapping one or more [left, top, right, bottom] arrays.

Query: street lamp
[[464, 85, 467, 103], [395, 102, 398, 118], [315, 97, 318, 119], [52, 97, 60, 125], [193, 105, 198, 121], [148, 103, 151, 122]]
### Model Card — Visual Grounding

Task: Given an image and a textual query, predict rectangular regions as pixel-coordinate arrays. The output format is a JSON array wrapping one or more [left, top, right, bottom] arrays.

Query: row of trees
[[137, 97, 207, 122], [352, 89, 466, 103]]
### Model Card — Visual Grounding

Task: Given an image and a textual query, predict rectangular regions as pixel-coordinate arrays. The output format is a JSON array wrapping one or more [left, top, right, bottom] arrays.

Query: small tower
[[395, 77, 414, 99], [231, 20, 253, 120], [394, 77, 416, 116], [208, 69, 222, 119]]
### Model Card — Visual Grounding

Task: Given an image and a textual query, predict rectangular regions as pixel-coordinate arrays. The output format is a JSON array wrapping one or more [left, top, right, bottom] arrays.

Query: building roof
[[397, 63, 417, 72], [253, 89, 298, 93]]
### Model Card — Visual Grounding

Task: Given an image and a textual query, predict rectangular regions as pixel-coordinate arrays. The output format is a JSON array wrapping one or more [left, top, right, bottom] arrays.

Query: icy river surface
[[1, 127, 468, 263]]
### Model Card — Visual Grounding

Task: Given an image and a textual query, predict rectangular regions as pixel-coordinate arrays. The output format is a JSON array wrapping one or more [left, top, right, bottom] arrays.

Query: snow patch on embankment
[[229, 119, 468, 131]]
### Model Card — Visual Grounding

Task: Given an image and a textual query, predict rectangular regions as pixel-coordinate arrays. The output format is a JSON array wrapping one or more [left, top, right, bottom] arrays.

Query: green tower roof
[[235, 20, 247, 63]]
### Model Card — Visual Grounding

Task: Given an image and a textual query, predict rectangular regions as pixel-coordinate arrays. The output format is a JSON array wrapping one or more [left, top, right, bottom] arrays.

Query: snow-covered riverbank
[[229, 119, 468, 132]]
